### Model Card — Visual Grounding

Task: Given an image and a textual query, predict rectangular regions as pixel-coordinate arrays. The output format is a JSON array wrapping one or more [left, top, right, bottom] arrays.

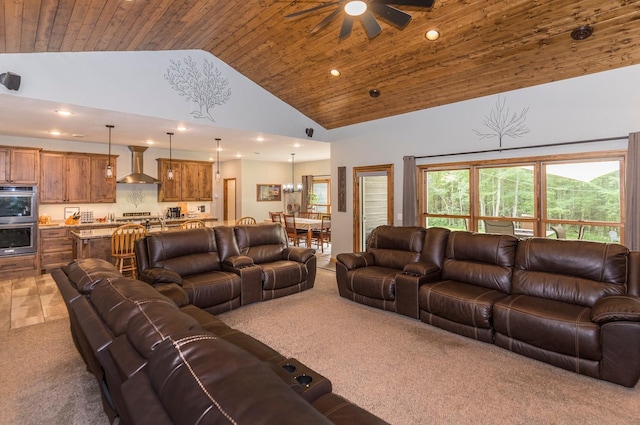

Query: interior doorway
[[223, 178, 237, 222], [353, 164, 394, 251]]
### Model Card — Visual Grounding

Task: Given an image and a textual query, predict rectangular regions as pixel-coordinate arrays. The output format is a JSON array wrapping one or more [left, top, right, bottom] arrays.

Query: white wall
[[328, 64, 640, 257], [0, 50, 327, 141]]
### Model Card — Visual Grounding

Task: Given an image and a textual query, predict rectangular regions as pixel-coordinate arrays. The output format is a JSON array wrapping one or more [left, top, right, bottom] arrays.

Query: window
[[311, 179, 330, 213], [418, 151, 625, 243]]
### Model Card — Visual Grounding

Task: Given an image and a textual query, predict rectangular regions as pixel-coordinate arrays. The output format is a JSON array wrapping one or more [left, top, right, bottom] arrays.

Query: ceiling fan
[[285, 0, 436, 40]]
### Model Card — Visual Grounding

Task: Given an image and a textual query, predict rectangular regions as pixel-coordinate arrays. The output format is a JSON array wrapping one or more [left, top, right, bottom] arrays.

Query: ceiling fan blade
[[360, 10, 382, 39], [284, 2, 341, 19], [369, 4, 412, 28], [310, 8, 342, 34], [339, 15, 354, 40], [375, 0, 435, 7]]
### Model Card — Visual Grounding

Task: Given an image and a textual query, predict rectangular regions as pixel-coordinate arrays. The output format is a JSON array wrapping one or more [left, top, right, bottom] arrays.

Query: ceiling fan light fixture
[[425, 29, 440, 41], [345, 1, 367, 17]]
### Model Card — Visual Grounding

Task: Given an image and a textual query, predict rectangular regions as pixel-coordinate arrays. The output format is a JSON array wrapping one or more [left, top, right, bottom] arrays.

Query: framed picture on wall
[[257, 184, 282, 202]]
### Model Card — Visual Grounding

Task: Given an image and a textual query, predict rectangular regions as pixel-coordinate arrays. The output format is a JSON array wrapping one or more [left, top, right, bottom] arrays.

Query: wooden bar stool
[[111, 223, 147, 279], [179, 219, 206, 229]]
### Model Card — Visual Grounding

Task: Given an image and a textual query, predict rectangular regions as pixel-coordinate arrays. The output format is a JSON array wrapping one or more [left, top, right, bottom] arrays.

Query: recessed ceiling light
[[425, 29, 440, 41], [146, 139, 154, 145], [236, 153, 242, 158], [55, 110, 73, 116], [256, 136, 265, 142], [176, 126, 187, 131], [49, 130, 62, 136], [72, 134, 85, 138], [571, 25, 593, 41], [293, 143, 301, 148], [330, 69, 341, 77]]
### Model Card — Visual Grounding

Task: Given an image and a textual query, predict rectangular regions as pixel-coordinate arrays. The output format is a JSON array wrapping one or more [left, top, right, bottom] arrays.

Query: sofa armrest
[[591, 295, 640, 324], [223, 255, 255, 269], [282, 247, 315, 263], [403, 261, 441, 277], [336, 252, 374, 270], [138, 268, 183, 286]]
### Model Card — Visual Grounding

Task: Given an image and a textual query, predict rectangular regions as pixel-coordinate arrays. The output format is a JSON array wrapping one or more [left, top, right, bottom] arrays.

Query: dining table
[[265, 217, 330, 247]]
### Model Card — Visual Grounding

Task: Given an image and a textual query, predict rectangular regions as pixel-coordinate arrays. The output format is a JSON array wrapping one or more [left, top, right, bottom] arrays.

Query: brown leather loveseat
[[337, 226, 640, 387], [135, 223, 316, 314]]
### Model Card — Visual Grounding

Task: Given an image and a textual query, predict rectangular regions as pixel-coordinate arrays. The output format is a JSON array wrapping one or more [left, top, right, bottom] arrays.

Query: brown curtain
[[625, 132, 640, 250], [402, 156, 417, 226], [301, 175, 313, 212]]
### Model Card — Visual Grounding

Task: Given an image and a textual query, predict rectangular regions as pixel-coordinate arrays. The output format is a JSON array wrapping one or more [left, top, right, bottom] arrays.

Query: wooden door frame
[[223, 177, 236, 222], [353, 164, 394, 251]]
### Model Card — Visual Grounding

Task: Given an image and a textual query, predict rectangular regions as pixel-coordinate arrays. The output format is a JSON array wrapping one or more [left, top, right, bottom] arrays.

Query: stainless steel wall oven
[[0, 185, 38, 256]]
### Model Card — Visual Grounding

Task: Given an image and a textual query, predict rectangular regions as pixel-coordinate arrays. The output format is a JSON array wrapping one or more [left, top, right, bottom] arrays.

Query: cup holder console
[[295, 373, 313, 387], [279, 358, 332, 402]]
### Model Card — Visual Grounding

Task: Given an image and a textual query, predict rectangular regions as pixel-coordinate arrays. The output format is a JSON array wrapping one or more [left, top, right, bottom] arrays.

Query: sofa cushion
[[494, 294, 601, 360], [181, 271, 242, 309], [419, 280, 508, 330], [144, 228, 223, 275], [261, 260, 309, 291], [442, 231, 517, 293], [367, 225, 425, 270], [234, 223, 288, 264], [513, 238, 628, 307], [62, 258, 124, 294], [343, 266, 398, 301], [90, 277, 178, 336]]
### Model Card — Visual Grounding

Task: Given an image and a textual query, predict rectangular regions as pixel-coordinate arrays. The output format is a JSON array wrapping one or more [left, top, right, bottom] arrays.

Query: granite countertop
[[40, 215, 219, 229]]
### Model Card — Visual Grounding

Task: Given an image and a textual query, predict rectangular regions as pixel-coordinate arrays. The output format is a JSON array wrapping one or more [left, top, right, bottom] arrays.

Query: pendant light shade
[[215, 138, 221, 182], [105, 124, 114, 179], [167, 132, 174, 180]]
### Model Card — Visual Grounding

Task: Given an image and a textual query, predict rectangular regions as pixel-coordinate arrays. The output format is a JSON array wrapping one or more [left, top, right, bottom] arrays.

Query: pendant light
[[283, 153, 302, 193], [105, 124, 114, 179], [167, 132, 174, 180], [215, 138, 221, 182]]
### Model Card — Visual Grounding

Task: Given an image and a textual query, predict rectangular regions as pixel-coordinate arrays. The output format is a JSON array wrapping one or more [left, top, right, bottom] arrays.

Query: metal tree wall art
[[165, 56, 231, 123], [126, 187, 146, 208], [473, 97, 530, 148]]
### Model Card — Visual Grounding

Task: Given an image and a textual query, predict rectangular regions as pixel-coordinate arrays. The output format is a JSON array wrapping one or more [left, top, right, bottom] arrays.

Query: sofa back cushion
[[442, 231, 518, 293], [513, 238, 628, 307], [148, 331, 332, 424], [144, 228, 222, 275], [420, 227, 451, 268], [233, 224, 287, 264], [62, 258, 124, 294], [91, 277, 178, 336], [367, 225, 426, 270]]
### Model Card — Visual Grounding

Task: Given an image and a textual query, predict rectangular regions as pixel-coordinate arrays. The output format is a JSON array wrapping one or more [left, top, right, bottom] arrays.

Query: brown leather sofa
[[53, 258, 389, 425], [337, 227, 640, 387], [134, 223, 316, 313]]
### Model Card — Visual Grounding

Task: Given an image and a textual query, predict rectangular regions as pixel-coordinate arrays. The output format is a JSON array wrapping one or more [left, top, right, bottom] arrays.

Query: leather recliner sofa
[[134, 223, 316, 314], [52, 258, 389, 425], [336, 226, 640, 387]]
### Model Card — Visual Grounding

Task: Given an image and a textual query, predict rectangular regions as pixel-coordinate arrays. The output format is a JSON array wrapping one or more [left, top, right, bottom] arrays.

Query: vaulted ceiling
[[2, 0, 640, 130]]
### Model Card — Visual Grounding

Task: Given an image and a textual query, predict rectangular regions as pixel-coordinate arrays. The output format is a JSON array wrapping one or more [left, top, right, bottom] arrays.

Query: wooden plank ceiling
[[2, 0, 639, 129]]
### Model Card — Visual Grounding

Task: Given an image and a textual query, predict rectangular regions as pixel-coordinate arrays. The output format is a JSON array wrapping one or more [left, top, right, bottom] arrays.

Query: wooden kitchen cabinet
[[40, 227, 74, 273], [157, 159, 182, 202], [0, 147, 40, 184], [90, 154, 117, 203], [157, 158, 212, 202], [0, 254, 38, 279], [40, 151, 114, 204]]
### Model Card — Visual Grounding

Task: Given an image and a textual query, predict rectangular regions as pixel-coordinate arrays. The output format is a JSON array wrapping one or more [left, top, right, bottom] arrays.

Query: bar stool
[[179, 219, 206, 229], [111, 223, 147, 279]]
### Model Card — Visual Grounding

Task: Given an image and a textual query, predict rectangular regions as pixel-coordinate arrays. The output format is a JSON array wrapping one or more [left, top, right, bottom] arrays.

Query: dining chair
[[311, 214, 331, 253], [269, 211, 283, 223], [483, 219, 515, 236], [111, 223, 147, 279], [236, 216, 257, 225], [299, 211, 319, 219], [283, 214, 307, 246], [179, 219, 206, 229]]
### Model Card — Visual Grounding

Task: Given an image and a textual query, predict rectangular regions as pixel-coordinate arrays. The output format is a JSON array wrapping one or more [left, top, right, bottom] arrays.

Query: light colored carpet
[[218, 268, 640, 425], [0, 318, 108, 425]]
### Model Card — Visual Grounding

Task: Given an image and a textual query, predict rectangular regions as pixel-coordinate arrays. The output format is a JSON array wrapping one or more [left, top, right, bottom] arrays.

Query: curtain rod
[[416, 136, 629, 160]]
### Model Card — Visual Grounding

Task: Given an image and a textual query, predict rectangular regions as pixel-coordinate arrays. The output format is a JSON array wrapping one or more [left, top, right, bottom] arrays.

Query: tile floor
[[0, 273, 68, 331], [1, 250, 335, 331]]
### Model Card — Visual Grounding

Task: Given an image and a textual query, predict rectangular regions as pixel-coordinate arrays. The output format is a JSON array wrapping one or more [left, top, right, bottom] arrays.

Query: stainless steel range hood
[[117, 146, 160, 184]]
